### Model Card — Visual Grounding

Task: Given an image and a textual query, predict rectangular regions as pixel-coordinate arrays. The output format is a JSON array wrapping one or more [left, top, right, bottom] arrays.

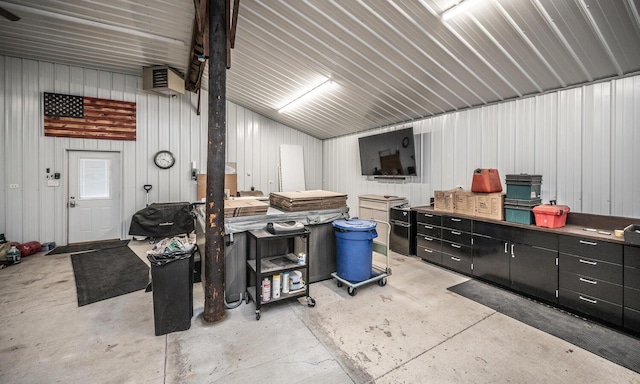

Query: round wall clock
[[402, 137, 410, 148], [153, 150, 175, 169]]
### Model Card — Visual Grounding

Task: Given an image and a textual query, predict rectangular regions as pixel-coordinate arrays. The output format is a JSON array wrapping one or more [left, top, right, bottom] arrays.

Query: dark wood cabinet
[[415, 212, 442, 265], [624, 245, 640, 332], [510, 243, 558, 303], [559, 235, 623, 326], [413, 206, 634, 332], [472, 234, 510, 287], [441, 215, 472, 274]]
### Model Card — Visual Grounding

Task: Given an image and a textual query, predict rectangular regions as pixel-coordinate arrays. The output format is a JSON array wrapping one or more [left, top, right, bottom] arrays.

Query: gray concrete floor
[[1, 240, 639, 383]]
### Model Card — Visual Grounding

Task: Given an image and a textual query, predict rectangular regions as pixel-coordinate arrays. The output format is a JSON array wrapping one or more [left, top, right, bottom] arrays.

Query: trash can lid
[[332, 219, 377, 231]]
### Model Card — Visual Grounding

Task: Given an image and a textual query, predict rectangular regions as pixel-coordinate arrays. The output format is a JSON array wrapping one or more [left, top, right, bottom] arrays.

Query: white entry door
[[68, 151, 122, 244]]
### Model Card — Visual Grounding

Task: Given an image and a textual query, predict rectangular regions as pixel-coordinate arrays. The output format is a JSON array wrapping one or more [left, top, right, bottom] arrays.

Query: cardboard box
[[197, 173, 238, 201], [454, 190, 476, 215], [434, 189, 458, 212], [475, 192, 505, 220]]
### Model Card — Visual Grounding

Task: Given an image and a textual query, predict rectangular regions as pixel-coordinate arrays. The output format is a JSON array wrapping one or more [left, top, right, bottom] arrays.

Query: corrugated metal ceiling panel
[[0, 0, 639, 139]]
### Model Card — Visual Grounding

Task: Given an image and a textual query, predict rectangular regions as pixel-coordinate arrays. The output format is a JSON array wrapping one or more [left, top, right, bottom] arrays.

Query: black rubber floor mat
[[448, 279, 640, 373], [46, 239, 130, 255], [71, 246, 149, 306]]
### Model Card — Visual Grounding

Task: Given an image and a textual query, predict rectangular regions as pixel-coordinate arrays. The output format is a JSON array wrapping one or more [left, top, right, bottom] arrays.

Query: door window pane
[[79, 158, 111, 199]]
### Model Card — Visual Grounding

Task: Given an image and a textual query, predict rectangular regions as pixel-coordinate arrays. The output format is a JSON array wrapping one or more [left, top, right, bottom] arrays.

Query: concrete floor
[[1, 240, 639, 384]]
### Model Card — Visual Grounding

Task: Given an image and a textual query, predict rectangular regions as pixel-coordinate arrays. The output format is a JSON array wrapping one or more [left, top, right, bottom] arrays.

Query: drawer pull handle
[[579, 296, 597, 304], [424, 225, 433, 230], [579, 277, 597, 285], [504, 242, 508, 253], [451, 256, 461, 262], [579, 240, 597, 246], [425, 214, 433, 218], [451, 218, 462, 222], [451, 230, 461, 235], [451, 244, 462, 249], [579, 259, 597, 266], [424, 236, 433, 241], [424, 248, 433, 253]]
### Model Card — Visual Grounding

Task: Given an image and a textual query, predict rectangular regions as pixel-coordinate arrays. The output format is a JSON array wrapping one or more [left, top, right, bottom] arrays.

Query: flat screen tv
[[358, 127, 418, 177]]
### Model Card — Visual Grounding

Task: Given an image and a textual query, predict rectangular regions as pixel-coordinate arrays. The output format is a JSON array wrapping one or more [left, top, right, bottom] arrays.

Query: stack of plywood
[[269, 190, 348, 212], [224, 199, 269, 217]]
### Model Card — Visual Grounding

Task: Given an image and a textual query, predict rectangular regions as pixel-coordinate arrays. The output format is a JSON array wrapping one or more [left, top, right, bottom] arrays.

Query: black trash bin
[[148, 248, 195, 336]]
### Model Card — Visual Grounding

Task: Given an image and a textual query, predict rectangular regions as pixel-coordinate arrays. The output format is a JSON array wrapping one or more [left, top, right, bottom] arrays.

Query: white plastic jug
[[261, 277, 271, 302]]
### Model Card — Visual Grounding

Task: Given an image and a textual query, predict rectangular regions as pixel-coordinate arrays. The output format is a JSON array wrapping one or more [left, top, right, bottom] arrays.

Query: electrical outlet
[[47, 180, 60, 187], [9, 184, 19, 189]]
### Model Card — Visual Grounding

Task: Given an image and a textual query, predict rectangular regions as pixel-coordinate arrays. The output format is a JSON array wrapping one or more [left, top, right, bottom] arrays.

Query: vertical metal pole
[[204, 0, 226, 323]]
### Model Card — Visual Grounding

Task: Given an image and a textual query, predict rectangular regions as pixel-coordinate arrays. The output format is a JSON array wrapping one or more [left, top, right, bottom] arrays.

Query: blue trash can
[[333, 219, 378, 282]]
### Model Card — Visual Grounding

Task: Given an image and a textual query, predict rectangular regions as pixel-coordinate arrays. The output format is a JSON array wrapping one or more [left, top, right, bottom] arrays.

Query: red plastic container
[[471, 168, 502, 193], [532, 204, 570, 228]]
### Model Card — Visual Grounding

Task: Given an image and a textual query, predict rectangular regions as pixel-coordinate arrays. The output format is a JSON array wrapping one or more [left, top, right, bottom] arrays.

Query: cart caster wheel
[[307, 297, 316, 307], [348, 287, 357, 296], [378, 278, 387, 287], [337, 280, 343, 288], [245, 293, 250, 304], [256, 311, 261, 321]]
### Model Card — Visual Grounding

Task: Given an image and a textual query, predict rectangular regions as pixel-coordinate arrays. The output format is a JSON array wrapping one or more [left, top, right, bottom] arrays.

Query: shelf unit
[[245, 228, 315, 320]]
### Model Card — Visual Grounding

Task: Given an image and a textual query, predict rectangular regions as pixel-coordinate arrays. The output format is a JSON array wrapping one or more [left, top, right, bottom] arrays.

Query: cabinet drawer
[[442, 228, 472, 245], [624, 307, 640, 333], [559, 288, 622, 326], [417, 246, 441, 264], [441, 240, 472, 259], [624, 266, 640, 290], [442, 252, 472, 275], [559, 271, 622, 305], [559, 235, 622, 264], [441, 250, 472, 274], [442, 215, 472, 232], [511, 228, 558, 250], [359, 207, 387, 222], [558, 253, 622, 285], [390, 208, 411, 223], [473, 221, 516, 240], [416, 223, 441, 238], [417, 235, 441, 250], [625, 245, 640, 269], [416, 211, 441, 226], [624, 286, 640, 310], [359, 199, 387, 210]]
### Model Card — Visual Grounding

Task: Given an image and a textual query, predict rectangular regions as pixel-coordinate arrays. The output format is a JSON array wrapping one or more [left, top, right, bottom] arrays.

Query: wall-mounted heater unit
[[143, 65, 185, 96]]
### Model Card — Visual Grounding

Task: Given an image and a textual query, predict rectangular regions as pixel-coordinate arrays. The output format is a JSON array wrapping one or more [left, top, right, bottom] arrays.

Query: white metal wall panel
[[324, 74, 640, 220], [533, 92, 558, 203], [1, 55, 322, 244], [612, 76, 640, 218], [582, 82, 611, 215], [556, 88, 583, 210], [514, 97, 536, 173], [0, 56, 4, 238]]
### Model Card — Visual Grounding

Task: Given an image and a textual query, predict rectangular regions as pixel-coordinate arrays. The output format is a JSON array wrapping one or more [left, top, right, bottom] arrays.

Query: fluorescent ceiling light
[[441, 0, 485, 21], [0, 0, 185, 46], [278, 78, 335, 113]]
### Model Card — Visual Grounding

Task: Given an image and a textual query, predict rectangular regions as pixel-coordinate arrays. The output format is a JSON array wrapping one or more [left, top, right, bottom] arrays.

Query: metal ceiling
[[0, 0, 639, 139]]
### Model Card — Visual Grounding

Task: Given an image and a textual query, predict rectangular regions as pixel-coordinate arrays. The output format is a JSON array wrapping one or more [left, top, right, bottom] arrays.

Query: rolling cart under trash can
[[331, 219, 392, 296], [148, 247, 196, 336]]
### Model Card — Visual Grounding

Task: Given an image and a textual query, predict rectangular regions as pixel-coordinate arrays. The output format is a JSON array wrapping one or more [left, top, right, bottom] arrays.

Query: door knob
[[69, 197, 76, 208]]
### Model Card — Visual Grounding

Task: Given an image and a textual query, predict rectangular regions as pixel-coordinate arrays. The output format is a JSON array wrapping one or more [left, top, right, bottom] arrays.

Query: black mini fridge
[[389, 207, 416, 256]]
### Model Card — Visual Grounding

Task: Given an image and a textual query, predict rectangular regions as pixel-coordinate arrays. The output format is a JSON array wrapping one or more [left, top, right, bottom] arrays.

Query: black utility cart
[[246, 228, 315, 320]]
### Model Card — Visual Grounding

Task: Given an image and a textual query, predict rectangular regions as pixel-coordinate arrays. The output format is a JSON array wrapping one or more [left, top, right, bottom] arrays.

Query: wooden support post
[[203, 0, 226, 323]]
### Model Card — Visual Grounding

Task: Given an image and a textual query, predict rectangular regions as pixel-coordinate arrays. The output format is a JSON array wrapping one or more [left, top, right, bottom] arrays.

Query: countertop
[[412, 205, 638, 244]]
